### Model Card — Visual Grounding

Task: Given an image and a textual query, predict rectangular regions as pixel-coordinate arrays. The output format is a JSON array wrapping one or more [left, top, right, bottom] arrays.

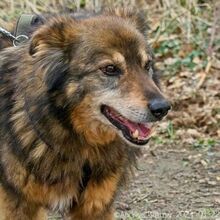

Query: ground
[[116, 143, 220, 220]]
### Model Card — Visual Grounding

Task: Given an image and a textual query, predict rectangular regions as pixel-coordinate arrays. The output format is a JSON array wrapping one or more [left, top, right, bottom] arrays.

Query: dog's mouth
[[101, 105, 152, 145]]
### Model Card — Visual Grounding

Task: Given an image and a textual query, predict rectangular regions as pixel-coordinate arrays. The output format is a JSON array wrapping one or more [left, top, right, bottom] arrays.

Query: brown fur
[[0, 36, 11, 50], [0, 9, 168, 220]]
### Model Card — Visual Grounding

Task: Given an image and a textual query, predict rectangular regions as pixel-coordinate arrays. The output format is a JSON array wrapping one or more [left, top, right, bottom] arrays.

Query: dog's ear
[[104, 8, 149, 37], [29, 16, 79, 57], [29, 17, 80, 92]]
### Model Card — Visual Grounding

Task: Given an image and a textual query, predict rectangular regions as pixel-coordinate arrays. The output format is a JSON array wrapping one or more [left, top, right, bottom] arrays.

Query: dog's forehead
[[81, 17, 148, 62], [84, 17, 144, 46]]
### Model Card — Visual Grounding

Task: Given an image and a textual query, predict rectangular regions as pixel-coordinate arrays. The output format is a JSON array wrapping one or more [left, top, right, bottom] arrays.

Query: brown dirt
[[116, 142, 220, 220]]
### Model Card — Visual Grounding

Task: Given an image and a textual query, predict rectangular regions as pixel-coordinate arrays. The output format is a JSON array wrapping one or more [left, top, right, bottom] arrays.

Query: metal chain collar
[[0, 27, 29, 47]]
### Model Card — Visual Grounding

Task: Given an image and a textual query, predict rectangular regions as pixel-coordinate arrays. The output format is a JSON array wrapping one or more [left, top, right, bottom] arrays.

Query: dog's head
[[29, 9, 170, 147]]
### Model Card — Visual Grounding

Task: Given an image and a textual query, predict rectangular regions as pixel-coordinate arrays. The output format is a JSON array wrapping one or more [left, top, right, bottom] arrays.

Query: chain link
[[0, 27, 29, 47], [0, 27, 16, 40]]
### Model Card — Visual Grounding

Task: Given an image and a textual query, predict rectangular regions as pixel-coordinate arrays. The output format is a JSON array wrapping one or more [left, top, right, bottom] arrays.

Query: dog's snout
[[148, 99, 171, 120]]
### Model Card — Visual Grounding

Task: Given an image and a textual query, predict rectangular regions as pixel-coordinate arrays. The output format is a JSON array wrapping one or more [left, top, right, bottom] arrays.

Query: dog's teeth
[[132, 129, 139, 138]]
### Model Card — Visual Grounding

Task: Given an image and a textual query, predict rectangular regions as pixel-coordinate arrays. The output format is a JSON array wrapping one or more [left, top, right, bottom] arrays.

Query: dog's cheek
[[90, 75, 119, 92]]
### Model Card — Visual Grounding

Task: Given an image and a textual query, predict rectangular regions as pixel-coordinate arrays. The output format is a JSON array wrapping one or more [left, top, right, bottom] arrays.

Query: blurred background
[[0, 0, 219, 219]]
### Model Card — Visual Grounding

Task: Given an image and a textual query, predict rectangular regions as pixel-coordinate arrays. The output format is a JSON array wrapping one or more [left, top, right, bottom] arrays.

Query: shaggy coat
[[0, 9, 168, 220]]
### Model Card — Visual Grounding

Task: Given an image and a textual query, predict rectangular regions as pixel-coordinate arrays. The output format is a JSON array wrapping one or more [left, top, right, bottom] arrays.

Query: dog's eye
[[144, 60, 154, 78], [100, 65, 121, 76], [144, 60, 152, 71]]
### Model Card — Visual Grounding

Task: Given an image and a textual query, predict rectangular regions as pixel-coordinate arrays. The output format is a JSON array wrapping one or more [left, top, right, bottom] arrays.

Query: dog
[[0, 8, 170, 220]]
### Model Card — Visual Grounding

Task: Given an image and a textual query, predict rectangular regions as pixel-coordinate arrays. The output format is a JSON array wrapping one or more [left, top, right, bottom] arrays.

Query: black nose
[[148, 99, 171, 120]]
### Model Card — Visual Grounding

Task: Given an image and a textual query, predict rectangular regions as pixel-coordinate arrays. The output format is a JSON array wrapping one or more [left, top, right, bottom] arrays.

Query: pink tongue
[[124, 121, 151, 137]]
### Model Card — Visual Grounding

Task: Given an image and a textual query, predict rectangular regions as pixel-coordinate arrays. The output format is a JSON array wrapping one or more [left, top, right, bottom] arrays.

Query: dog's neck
[[22, 93, 125, 184]]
